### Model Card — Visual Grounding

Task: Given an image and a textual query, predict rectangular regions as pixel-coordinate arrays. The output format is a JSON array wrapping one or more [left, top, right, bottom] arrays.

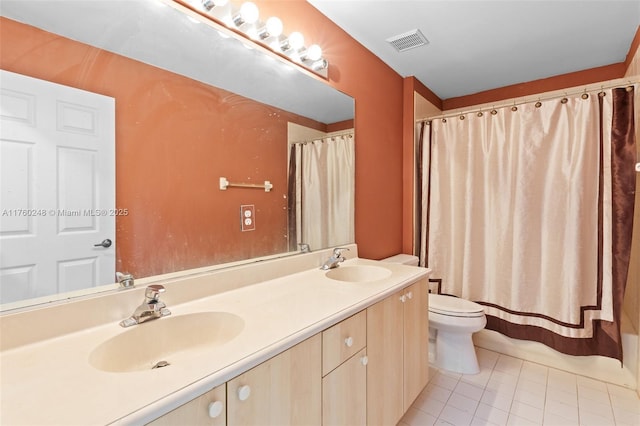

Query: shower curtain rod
[[290, 129, 354, 145], [417, 79, 639, 123]]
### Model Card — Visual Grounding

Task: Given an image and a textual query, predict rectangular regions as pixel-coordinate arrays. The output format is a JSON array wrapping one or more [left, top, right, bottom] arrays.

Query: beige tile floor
[[399, 348, 640, 426]]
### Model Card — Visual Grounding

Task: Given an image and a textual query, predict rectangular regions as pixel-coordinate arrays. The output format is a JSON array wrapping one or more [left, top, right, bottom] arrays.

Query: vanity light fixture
[[177, 0, 329, 77]]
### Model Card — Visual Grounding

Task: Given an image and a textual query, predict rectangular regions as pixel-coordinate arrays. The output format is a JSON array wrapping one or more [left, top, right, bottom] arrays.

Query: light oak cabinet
[[366, 278, 429, 426], [322, 348, 368, 426], [146, 277, 428, 426], [227, 333, 322, 425], [321, 311, 367, 426], [147, 384, 226, 426], [402, 279, 429, 409]]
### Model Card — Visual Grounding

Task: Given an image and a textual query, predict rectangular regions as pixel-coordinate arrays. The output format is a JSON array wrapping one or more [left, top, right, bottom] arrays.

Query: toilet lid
[[429, 293, 485, 317]]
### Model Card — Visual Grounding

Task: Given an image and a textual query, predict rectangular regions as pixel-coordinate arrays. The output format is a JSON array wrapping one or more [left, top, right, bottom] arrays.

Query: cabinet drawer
[[322, 310, 366, 375]]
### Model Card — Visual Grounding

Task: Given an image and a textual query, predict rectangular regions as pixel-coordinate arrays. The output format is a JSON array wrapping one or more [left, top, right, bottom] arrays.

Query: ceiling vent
[[386, 29, 429, 53]]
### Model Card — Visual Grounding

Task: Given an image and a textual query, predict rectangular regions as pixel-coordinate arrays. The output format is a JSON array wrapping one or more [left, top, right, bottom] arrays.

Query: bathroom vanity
[[0, 246, 430, 425]]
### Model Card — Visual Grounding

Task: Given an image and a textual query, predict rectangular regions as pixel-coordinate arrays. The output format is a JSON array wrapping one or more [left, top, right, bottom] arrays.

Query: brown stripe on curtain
[[287, 144, 297, 252], [424, 122, 433, 266], [484, 87, 636, 362], [416, 121, 426, 258]]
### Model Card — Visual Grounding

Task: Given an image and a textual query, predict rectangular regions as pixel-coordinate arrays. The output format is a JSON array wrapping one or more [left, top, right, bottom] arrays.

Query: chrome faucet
[[299, 243, 311, 253], [320, 247, 350, 270], [116, 271, 135, 288], [120, 284, 171, 327]]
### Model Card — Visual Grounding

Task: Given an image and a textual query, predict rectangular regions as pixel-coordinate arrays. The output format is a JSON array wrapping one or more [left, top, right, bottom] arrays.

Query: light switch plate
[[240, 205, 255, 231]]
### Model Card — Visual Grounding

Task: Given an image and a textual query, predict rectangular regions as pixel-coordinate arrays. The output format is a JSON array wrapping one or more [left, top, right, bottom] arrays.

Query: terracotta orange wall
[[0, 16, 328, 277]]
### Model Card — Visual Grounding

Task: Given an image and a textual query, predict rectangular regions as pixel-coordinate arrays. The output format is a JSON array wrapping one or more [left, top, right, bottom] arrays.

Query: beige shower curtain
[[290, 134, 355, 251], [421, 86, 636, 360]]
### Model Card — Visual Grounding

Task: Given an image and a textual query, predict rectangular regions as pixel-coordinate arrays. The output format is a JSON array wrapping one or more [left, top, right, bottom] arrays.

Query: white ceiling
[[308, 0, 640, 100]]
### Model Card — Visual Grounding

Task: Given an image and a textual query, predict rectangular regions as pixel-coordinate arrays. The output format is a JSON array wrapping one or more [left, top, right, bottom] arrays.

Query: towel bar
[[219, 177, 273, 192]]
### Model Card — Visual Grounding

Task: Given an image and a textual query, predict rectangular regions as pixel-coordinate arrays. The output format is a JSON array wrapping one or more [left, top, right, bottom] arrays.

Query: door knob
[[94, 238, 112, 248]]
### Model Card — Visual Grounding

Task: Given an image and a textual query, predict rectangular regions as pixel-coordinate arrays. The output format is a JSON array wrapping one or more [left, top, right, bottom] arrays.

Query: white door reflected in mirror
[[0, 70, 116, 304]]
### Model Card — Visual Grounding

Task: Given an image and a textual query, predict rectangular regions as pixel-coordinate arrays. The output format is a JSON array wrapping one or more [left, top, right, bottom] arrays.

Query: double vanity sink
[[0, 247, 429, 425]]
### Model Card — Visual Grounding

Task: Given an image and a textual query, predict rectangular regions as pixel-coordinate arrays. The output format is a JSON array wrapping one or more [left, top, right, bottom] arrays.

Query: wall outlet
[[240, 205, 255, 232]]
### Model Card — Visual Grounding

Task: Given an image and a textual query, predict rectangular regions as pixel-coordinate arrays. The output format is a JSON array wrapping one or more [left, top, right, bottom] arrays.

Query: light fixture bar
[[171, 0, 328, 78]]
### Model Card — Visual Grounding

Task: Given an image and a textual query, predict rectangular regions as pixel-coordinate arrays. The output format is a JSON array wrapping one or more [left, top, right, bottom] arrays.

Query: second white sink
[[325, 265, 392, 283]]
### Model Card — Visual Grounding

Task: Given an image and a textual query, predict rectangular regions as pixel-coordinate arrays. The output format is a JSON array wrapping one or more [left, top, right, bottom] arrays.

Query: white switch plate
[[240, 205, 255, 232]]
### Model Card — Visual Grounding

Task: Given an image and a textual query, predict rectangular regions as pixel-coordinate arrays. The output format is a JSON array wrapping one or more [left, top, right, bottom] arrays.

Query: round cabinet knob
[[344, 336, 354, 347], [361, 355, 369, 366], [406, 291, 413, 300], [208, 400, 223, 418], [237, 385, 251, 401]]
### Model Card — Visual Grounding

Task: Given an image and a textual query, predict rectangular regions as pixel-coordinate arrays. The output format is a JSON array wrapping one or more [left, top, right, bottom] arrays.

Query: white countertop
[[0, 257, 429, 425]]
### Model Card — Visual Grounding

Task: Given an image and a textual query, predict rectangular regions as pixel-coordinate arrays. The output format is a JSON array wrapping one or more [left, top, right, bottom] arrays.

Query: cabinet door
[[366, 292, 404, 426], [147, 384, 225, 426], [403, 279, 429, 410], [227, 334, 322, 426], [322, 348, 367, 426]]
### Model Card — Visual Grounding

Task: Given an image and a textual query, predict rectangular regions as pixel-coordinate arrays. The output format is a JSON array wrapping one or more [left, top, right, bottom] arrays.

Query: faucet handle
[[145, 284, 165, 302], [333, 247, 350, 257], [116, 271, 134, 288]]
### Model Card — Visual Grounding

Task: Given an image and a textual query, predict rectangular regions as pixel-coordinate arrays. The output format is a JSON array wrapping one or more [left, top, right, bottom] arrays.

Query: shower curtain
[[420, 86, 636, 361], [288, 134, 355, 252]]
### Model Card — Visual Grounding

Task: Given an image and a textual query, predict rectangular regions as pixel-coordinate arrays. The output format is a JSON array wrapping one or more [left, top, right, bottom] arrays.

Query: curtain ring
[[535, 101, 542, 108], [598, 91, 606, 98], [560, 97, 568, 104], [442, 118, 447, 123], [511, 106, 518, 112], [459, 115, 465, 120], [490, 109, 498, 115], [581, 90, 589, 99], [477, 111, 483, 117]]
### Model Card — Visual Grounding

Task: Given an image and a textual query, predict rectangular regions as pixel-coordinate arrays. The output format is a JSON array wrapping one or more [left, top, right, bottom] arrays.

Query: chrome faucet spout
[[320, 247, 350, 270], [120, 284, 171, 327]]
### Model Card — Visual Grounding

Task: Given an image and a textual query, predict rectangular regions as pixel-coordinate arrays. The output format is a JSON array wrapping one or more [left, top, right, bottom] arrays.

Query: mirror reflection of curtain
[[289, 134, 355, 251], [420, 85, 636, 361]]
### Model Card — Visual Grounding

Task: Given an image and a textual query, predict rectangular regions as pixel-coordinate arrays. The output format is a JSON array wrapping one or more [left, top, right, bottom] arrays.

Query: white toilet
[[428, 293, 486, 374], [381, 254, 486, 375]]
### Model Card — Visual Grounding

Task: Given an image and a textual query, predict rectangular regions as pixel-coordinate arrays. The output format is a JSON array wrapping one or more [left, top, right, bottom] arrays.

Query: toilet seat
[[429, 293, 485, 318]]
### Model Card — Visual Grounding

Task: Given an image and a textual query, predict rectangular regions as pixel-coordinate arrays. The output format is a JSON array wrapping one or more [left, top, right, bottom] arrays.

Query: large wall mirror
[[0, 0, 354, 311]]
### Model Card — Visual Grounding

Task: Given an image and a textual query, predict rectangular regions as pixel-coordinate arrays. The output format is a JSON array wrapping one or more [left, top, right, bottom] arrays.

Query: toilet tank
[[381, 254, 419, 266]]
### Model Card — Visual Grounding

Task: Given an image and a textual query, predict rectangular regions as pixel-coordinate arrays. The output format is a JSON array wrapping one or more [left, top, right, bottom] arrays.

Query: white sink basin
[[325, 265, 392, 282], [89, 312, 244, 372]]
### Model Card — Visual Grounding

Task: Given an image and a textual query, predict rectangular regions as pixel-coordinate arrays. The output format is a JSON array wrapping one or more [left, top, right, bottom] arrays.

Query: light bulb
[[233, 2, 259, 26], [304, 44, 322, 61], [258, 17, 283, 39], [288, 31, 305, 50]]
